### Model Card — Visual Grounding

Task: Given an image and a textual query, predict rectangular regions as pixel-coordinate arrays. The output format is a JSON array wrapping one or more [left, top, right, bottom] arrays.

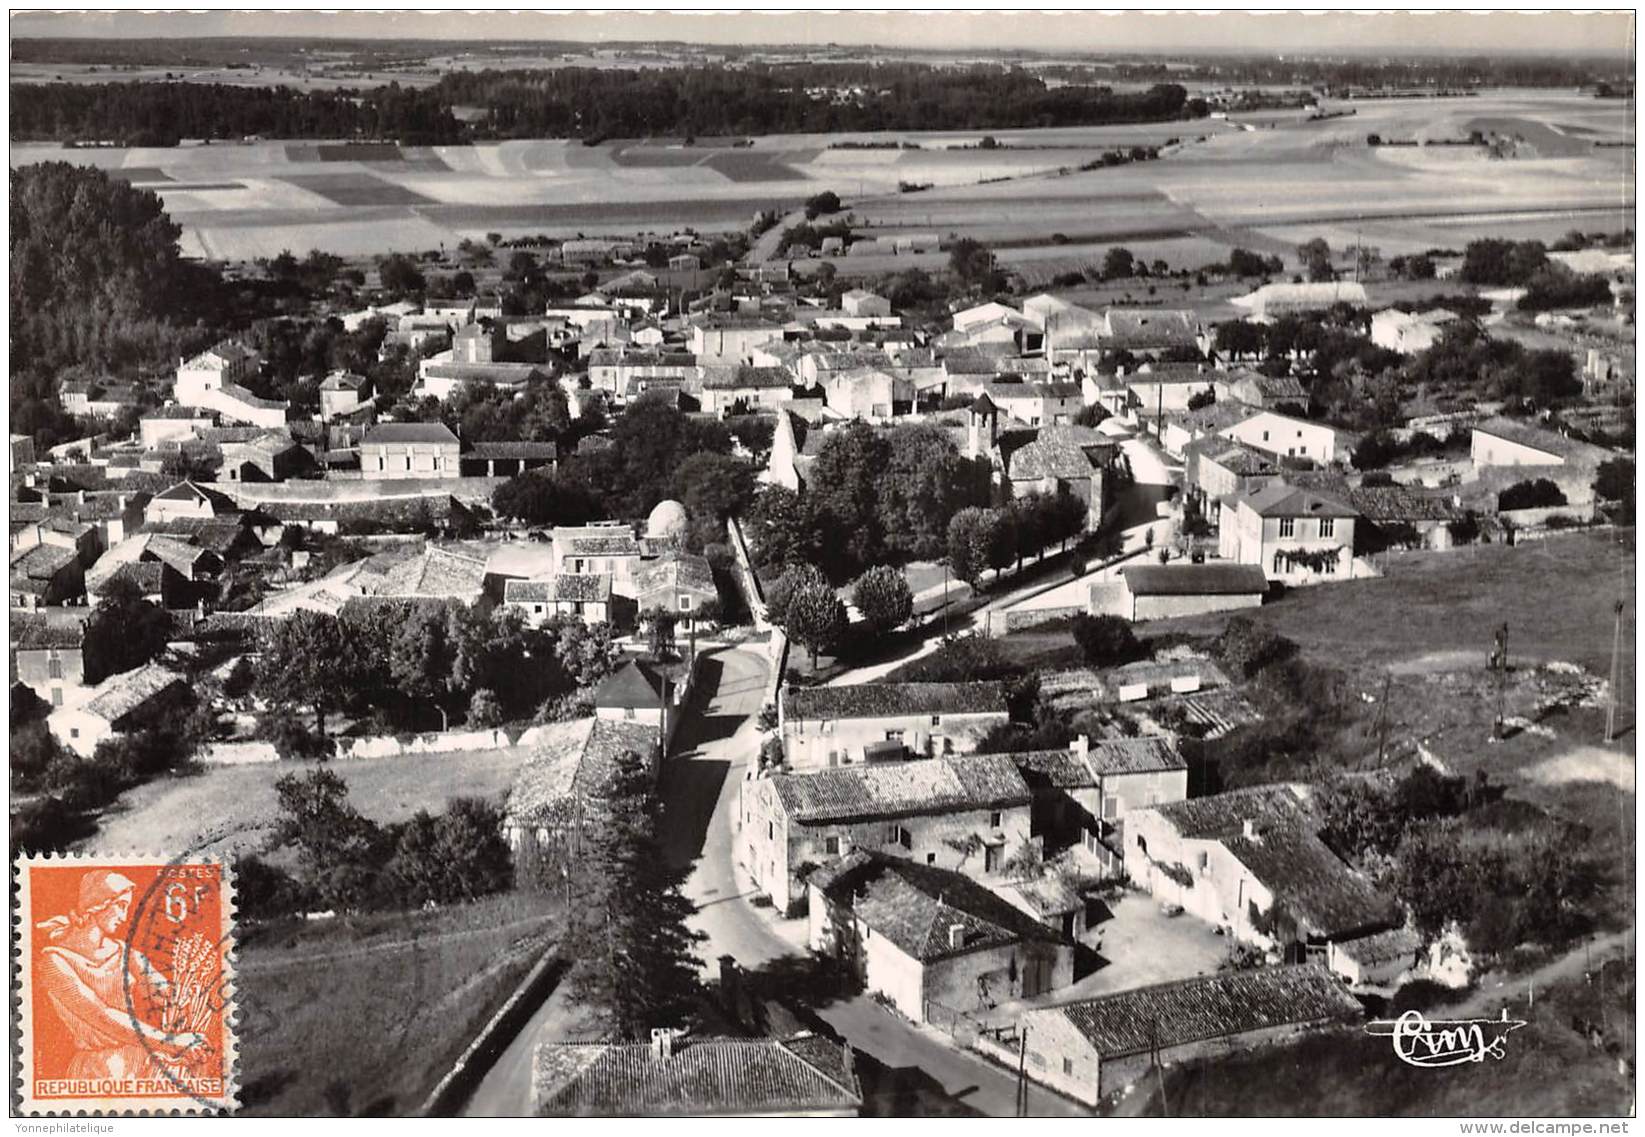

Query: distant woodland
[[10, 82, 463, 146], [12, 68, 1199, 143]]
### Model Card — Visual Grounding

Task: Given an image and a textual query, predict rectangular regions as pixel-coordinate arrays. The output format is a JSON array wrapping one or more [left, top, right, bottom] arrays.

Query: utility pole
[[1605, 599, 1624, 743], [1373, 671, 1393, 768], [1016, 1028, 1028, 1117], [1491, 622, 1509, 740]]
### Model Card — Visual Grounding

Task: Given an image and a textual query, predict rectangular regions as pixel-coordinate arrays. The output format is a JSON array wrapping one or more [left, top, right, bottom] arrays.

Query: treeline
[[10, 81, 462, 145], [435, 66, 1197, 138]]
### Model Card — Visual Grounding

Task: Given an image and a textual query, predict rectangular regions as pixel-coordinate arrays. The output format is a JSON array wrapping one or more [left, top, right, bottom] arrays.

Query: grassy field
[[9, 89, 1629, 262], [237, 889, 561, 1116], [84, 745, 535, 859]]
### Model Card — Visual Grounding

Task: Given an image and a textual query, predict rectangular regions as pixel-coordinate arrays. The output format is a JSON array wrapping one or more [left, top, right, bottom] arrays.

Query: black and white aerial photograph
[[6, 6, 1638, 1124]]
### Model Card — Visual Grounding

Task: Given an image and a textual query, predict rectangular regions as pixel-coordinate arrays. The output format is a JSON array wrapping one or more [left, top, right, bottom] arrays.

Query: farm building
[[13, 619, 88, 710], [1370, 308, 1457, 355], [1229, 281, 1369, 321], [502, 573, 614, 626], [1090, 563, 1270, 621], [668, 252, 702, 271], [1100, 308, 1203, 357], [807, 852, 1074, 1023], [1220, 409, 1346, 465], [998, 964, 1362, 1104], [47, 662, 189, 757], [741, 753, 1034, 913], [777, 681, 1009, 771], [532, 1032, 861, 1117], [1124, 784, 1401, 961], [841, 289, 892, 318], [1008, 735, 1188, 863], [360, 422, 461, 481], [504, 717, 662, 859]]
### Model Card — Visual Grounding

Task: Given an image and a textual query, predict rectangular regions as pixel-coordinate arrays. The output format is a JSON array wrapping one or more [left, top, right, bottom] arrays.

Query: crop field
[[9, 90, 1632, 264]]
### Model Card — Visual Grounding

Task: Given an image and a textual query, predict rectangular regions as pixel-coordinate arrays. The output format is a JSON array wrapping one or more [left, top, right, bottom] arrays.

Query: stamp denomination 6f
[[16, 854, 238, 1114]]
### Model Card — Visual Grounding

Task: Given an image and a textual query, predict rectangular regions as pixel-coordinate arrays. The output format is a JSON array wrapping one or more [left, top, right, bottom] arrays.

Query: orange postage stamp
[[15, 854, 238, 1114]]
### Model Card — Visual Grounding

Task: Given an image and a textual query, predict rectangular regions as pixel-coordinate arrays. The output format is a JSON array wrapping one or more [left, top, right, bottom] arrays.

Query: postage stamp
[[14, 853, 238, 1114]]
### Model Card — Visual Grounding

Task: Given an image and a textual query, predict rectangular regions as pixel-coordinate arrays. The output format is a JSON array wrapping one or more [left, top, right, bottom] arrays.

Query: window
[[885, 729, 904, 743], [48, 658, 61, 679], [378, 457, 386, 471], [989, 810, 1003, 829], [926, 853, 937, 864], [51, 688, 63, 707], [1278, 517, 1295, 538], [1319, 517, 1335, 538], [533, 604, 543, 614], [984, 844, 1002, 872], [624, 707, 635, 720], [930, 714, 941, 727], [1261, 430, 1270, 442], [1274, 552, 1285, 573], [70, 728, 80, 739], [1062, 1057, 1075, 1076], [768, 822, 774, 840], [679, 595, 692, 610], [825, 836, 840, 855], [1198, 850, 1209, 870]]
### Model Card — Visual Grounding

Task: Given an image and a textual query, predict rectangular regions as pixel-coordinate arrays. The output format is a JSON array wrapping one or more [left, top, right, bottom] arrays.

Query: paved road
[[744, 208, 808, 265]]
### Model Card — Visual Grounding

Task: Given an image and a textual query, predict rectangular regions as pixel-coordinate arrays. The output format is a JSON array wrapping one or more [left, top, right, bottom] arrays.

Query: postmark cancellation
[[14, 853, 238, 1114]]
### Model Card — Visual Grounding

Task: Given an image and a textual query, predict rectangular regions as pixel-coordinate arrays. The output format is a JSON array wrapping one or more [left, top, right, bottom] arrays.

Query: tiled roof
[[1009, 739, 1186, 787], [363, 422, 459, 446], [1342, 484, 1463, 523], [13, 618, 86, 650], [1043, 963, 1362, 1058], [1150, 784, 1307, 839], [505, 717, 661, 828], [1335, 925, 1423, 968], [782, 681, 1007, 721], [770, 754, 1030, 824], [144, 405, 214, 420], [533, 1034, 861, 1117], [1191, 438, 1281, 478], [76, 663, 185, 723], [594, 659, 669, 709], [635, 553, 716, 598], [704, 365, 792, 390], [143, 534, 212, 574], [217, 381, 286, 411], [1103, 308, 1200, 349], [939, 347, 1000, 375], [566, 535, 644, 557], [152, 480, 236, 510], [1473, 417, 1613, 465], [505, 573, 611, 604], [812, 852, 1063, 963], [320, 370, 369, 391], [1121, 563, 1271, 597], [1234, 480, 1357, 519], [9, 543, 78, 579], [369, 545, 488, 599], [103, 561, 167, 595]]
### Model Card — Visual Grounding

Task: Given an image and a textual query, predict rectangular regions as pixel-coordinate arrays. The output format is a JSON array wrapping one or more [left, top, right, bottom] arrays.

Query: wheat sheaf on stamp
[[15, 853, 238, 1115]]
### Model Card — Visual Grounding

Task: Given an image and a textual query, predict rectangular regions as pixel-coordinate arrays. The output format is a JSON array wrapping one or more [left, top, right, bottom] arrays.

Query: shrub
[[1215, 616, 1295, 678], [851, 565, 914, 635], [468, 688, 506, 729], [1497, 478, 1567, 511], [1447, 512, 1482, 546], [1071, 614, 1141, 667]]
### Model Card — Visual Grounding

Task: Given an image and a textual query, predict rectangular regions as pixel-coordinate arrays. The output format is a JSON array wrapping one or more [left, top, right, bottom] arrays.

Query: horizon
[[9, 10, 1637, 60]]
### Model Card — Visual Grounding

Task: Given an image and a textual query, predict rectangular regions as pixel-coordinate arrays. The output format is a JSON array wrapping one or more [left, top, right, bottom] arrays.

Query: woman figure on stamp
[[36, 869, 205, 1081]]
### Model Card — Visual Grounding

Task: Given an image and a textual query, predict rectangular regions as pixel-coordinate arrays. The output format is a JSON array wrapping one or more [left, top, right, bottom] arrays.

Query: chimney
[[1069, 734, 1089, 759], [948, 924, 966, 950], [1242, 818, 1260, 841]]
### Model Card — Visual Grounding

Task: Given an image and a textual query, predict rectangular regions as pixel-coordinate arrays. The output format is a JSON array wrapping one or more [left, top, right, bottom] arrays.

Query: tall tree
[[81, 577, 173, 685], [851, 565, 914, 635], [745, 485, 820, 569], [257, 611, 359, 737], [269, 767, 384, 911], [808, 421, 892, 581], [784, 577, 850, 668]]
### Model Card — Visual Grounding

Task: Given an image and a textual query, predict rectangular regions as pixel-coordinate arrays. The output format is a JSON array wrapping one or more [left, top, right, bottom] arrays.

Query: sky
[[8, 9, 1637, 58]]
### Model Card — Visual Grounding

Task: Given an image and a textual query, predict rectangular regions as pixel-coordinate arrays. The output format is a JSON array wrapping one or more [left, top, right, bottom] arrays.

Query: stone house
[[1218, 481, 1358, 584], [739, 753, 1034, 913], [1008, 736, 1188, 864], [360, 422, 461, 480], [503, 716, 661, 861], [808, 852, 1074, 1023], [502, 573, 613, 626], [1003, 964, 1362, 1105], [778, 681, 1009, 771], [47, 662, 189, 757], [13, 619, 88, 709], [1220, 409, 1346, 465], [9, 542, 84, 610]]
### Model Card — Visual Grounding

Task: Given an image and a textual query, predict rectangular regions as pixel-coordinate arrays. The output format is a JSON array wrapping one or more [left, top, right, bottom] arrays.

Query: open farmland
[[8, 89, 1631, 265]]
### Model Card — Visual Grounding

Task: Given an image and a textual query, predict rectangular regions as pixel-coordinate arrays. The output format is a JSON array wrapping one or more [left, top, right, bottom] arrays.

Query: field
[[10, 89, 1631, 265], [83, 745, 535, 859], [237, 889, 561, 1116]]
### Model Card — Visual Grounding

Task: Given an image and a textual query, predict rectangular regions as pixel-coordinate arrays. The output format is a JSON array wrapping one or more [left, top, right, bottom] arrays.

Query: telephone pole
[[1605, 599, 1624, 743]]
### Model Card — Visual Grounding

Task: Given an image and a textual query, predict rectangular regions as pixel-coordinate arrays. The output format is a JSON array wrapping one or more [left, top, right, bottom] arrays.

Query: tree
[[1214, 320, 1265, 361], [1498, 478, 1567, 511], [803, 190, 842, 220], [946, 507, 996, 588], [564, 748, 704, 1039], [672, 451, 756, 548], [1296, 237, 1333, 282], [744, 485, 819, 569], [382, 797, 513, 907], [1186, 387, 1216, 411], [386, 603, 459, 730], [764, 563, 828, 628], [1103, 246, 1136, 280], [1072, 613, 1140, 666], [948, 237, 996, 290], [808, 421, 892, 580], [783, 576, 849, 667], [875, 424, 992, 563], [1215, 616, 1294, 677], [1594, 458, 1634, 521], [256, 611, 358, 737], [81, 577, 173, 685], [269, 767, 384, 911], [1351, 432, 1397, 470], [378, 252, 426, 295], [490, 469, 601, 526], [644, 606, 678, 659], [851, 565, 913, 634], [1225, 247, 1280, 278]]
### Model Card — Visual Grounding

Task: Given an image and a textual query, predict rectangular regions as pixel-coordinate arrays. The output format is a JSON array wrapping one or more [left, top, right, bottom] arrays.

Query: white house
[[1218, 480, 1358, 584], [1220, 409, 1344, 465], [778, 681, 1009, 771], [47, 663, 188, 757]]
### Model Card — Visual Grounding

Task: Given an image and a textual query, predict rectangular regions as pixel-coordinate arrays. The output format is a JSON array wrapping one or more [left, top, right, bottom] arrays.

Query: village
[[9, 79, 1637, 1117]]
